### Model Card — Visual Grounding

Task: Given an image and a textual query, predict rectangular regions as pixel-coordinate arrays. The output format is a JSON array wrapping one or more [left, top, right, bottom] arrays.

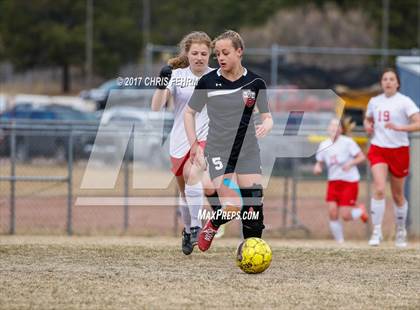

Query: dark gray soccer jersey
[[188, 68, 269, 157]]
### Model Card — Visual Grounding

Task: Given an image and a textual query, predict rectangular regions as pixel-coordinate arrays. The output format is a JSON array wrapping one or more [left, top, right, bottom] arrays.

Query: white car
[[92, 106, 173, 167]]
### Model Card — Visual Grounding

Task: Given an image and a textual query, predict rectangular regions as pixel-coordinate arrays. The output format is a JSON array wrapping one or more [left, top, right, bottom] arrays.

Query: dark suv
[[0, 104, 98, 162]]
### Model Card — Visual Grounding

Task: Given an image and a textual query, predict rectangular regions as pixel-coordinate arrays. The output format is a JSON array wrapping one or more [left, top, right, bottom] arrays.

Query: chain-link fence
[[145, 44, 420, 86], [1, 119, 419, 241]]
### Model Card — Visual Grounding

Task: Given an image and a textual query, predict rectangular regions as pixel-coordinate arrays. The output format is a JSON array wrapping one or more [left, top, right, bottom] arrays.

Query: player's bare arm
[[313, 161, 323, 175], [364, 116, 374, 135], [184, 105, 199, 163], [151, 88, 172, 111], [385, 112, 420, 132], [342, 152, 366, 172]]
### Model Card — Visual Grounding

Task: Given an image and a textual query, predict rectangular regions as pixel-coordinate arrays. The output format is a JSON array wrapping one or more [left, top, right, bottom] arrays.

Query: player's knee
[[373, 186, 386, 199], [204, 188, 216, 197], [341, 209, 353, 221], [392, 193, 405, 206], [183, 165, 202, 186], [328, 206, 339, 220]]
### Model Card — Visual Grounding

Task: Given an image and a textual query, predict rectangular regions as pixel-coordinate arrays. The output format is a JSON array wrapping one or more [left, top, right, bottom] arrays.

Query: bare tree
[[241, 3, 377, 69]]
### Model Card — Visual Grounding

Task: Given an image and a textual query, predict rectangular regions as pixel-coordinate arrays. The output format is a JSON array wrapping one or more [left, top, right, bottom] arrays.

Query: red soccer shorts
[[170, 141, 206, 176], [326, 180, 358, 207], [367, 144, 409, 178]]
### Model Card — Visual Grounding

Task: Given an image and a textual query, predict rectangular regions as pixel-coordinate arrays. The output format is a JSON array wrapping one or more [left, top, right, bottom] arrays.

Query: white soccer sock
[[393, 201, 408, 228], [185, 182, 204, 228], [179, 195, 191, 233], [370, 198, 385, 226], [351, 208, 362, 220], [329, 220, 344, 243]]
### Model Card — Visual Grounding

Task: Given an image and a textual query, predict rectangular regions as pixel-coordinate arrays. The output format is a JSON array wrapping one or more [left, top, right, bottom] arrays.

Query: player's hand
[[157, 65, 173, 89], [385, 122, 402, 131], [189, 141, 199, 164], [313, 163, 322, 175], [255, 124, 269, 138], [364, 121, 374, 135], [342, 162, 353, 172], [194, 146, 207, 170]]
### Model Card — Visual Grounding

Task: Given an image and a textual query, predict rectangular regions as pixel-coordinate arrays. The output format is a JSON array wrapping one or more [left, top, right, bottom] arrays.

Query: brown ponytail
[[168, 55, 189, 69], [167, 31, 212, 69]]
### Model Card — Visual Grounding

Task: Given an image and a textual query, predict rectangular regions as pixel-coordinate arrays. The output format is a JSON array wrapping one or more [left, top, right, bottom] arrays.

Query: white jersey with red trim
[[316, 135, 362, 182], [166, 66, 212, 158], [366, 92, 419, 148]]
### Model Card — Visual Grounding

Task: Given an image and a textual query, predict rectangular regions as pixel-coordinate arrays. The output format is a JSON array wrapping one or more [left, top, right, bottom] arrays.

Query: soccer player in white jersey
[[314, 118, 368, 243], [364, 68, 420, 247], [151, 31, 214, 255]]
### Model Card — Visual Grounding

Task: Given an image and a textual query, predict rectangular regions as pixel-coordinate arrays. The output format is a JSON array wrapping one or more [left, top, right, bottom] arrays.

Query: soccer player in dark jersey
[[184, 30, 273, 251]]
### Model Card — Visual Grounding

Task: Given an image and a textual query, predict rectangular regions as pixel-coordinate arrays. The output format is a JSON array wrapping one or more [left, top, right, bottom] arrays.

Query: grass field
[[0, 237, 419, 309]]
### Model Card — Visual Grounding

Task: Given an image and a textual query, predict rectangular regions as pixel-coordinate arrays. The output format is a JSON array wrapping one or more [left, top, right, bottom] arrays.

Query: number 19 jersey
[[366, 92, 419, 148]]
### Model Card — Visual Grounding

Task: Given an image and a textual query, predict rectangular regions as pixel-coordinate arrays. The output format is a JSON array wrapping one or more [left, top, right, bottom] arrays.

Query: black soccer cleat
[[182, 229, 193, 255], [190, 226, 202, 246]]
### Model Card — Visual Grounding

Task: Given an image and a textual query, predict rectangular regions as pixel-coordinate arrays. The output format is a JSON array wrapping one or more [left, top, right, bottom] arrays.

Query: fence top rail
[[148, 44, 420, 57], [0, 176, 68, 182], [0, 119, 99, 127]]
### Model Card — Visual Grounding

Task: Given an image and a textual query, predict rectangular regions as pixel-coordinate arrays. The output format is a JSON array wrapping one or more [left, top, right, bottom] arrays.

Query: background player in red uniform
[[364, 68, 420, 247], [314, 118, 368, 243]]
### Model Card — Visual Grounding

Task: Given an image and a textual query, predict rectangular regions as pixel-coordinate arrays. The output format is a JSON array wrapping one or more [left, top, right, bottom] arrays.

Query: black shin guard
[[240, 185, 265, 238], [205, 191, 230, 227], [205, 191, 221, 212]]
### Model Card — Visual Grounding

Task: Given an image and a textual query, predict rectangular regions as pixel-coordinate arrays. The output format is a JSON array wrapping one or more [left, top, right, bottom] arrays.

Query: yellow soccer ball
[[236, 237, 272, 274]]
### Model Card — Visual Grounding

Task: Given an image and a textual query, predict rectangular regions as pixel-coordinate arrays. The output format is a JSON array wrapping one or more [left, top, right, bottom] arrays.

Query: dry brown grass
[[0, 236, 419, 309]]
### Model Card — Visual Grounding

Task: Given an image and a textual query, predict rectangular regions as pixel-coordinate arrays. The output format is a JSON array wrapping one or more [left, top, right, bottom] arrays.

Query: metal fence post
[[282, 174, 289, 233], [270, 44, 279, 86], [67, 129, 73, 236], [9, 121, 16, 235], [291, 158, 298, 226], [145, 43, 153, 76], [174, 188, 179, 237], [405, 135, 411, 231], [123, 150, 129, 233], [365, 143, 372, 238]]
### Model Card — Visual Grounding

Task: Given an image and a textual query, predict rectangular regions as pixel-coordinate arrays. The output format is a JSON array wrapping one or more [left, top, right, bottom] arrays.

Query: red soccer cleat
[[198, 220, 219, 252], [359, 203, 368, 223]]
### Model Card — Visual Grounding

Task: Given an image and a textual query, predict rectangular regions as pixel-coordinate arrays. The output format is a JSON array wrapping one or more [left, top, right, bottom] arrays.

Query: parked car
[[0, 94, 8, 112], [0, 104, 98, 162], [92, 106, 173, 167], [80, 80, 121, 109], [80, 79, 154, 110]]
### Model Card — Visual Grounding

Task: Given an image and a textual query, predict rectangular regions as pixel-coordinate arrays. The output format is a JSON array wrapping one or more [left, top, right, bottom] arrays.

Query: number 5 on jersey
[[212, 157, 224, 171]]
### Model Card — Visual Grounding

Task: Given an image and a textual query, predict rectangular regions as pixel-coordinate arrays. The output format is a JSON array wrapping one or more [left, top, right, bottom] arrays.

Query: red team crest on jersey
[[242, 90, 256, 107]]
